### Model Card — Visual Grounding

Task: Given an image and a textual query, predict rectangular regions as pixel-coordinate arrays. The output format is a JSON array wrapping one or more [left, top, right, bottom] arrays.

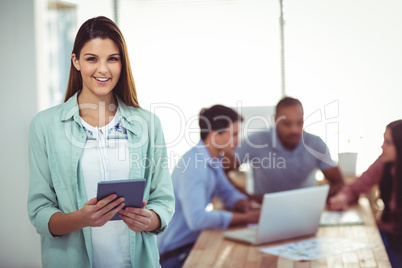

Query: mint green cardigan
[[27, 92, 175, 267]]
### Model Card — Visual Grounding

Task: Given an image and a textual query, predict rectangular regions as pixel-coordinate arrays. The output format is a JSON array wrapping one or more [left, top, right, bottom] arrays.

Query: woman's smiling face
[[72, 38, 122, 99]]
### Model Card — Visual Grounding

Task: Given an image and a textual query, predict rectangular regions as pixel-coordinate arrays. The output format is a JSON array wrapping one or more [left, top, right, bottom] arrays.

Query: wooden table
[[183, 197, 391, 268]]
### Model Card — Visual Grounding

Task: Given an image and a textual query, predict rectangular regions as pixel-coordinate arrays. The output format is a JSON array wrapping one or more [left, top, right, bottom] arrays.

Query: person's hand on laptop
[[234, 199, 250, 212], [246, 209, 260, 224], [248, 200, 261, 210], [249, 194, 263, 204], [229, 208, 260, 226], [234, 199, 262, 212]]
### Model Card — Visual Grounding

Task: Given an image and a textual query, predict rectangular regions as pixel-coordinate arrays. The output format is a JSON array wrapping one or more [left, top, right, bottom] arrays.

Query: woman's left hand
[[119, 200, 153, 232]]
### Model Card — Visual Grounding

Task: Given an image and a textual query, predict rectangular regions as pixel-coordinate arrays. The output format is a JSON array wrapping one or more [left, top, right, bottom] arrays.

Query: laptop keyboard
[[235, 228, 257, 237]]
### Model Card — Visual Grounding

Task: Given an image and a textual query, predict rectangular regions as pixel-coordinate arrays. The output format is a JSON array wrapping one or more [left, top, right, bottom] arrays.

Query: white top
[[80, 108, 131, 268]]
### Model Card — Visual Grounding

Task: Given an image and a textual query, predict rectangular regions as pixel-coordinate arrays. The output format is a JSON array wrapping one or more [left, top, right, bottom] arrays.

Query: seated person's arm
[[178, 167, 236, 231], [215, 168, 261, 212], [214, 184, 261, 226], [222, 149, 263, 203], [328, 157, 383, 210], [322, 166, 345, 198], [229, 208, 260, 227]]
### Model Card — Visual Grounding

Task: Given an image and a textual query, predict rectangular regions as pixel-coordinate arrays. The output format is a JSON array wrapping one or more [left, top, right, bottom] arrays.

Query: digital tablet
[[97, 178, 146, 221]]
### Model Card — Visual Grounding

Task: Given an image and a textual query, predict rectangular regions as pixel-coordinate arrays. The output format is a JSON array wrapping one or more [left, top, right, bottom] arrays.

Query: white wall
[[284, 0, 402, 174], [116, 0, 402, 174], [0, 0, 41, 267], [118, 0, 282, 169]]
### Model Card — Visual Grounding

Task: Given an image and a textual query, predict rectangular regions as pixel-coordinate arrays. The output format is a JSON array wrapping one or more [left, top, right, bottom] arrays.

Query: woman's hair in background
[[379, 119, 402, 247], [199, 105, 243, 141], [64, 16, 139, 107]]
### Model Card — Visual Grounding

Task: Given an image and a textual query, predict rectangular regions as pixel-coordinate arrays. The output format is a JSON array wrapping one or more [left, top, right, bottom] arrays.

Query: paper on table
[[259, 237, 377, 261], [320, 209, 364, 226]]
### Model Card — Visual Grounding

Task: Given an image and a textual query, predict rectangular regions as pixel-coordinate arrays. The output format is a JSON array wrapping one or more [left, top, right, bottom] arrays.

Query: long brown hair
[[379, 119, 402, 248], [64, 16, 139, 107]]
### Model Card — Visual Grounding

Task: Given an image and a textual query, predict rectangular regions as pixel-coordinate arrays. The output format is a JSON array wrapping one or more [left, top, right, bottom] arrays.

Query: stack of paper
[[260, 237, 376, 261], [319, 209, 364, 226]]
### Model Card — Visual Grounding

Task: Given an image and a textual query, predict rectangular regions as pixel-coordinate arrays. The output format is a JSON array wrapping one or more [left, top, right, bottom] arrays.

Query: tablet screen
[[97, 178, 146, 221]]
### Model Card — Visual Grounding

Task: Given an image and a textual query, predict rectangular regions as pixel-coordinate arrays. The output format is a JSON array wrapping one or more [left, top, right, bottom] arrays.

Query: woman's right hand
[[328, 192, 348, 211], [48, 194, 125, 236], [79, 194, 125, 227]]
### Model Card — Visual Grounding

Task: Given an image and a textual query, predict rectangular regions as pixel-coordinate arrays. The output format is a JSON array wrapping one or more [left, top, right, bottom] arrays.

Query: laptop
[[223, 184, 329, 245]]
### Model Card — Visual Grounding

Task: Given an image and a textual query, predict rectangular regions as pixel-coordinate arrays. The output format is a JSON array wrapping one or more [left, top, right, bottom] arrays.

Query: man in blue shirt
[[235, 97, 345, 201], [158, 105, 260, 268]]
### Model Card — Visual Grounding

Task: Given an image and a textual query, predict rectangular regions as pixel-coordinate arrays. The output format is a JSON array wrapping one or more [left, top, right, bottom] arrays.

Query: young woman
[[329, 120, 402, 267], [157, 105, 260, 268], [27, 16, 174, 267]]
